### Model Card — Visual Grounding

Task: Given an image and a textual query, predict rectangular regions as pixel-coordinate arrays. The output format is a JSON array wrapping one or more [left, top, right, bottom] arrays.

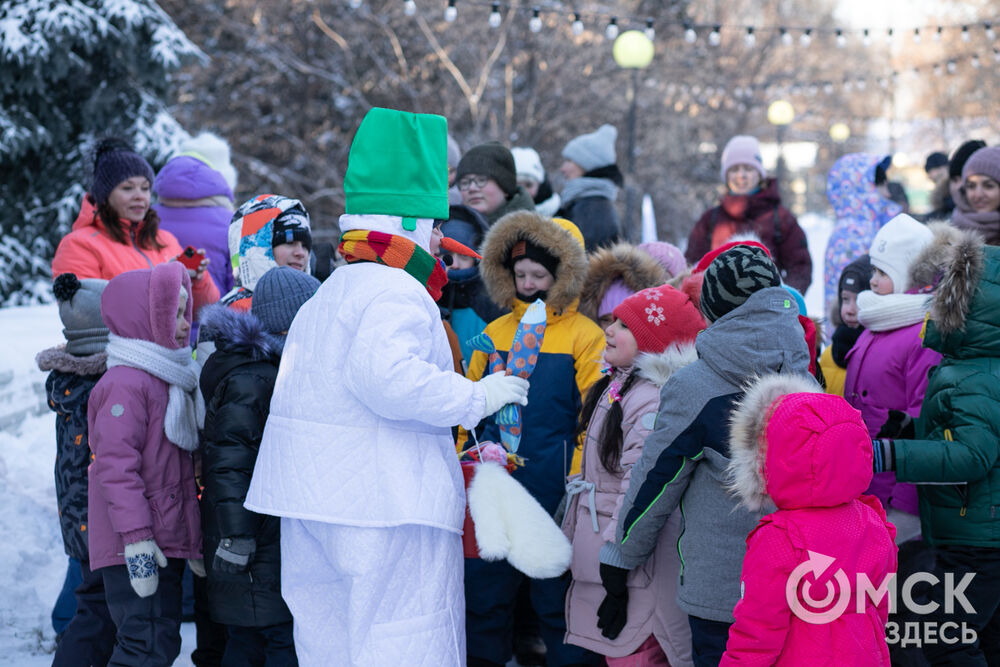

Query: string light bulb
[[780, 28, 792, 46], [862, 29, 871, 47], [744, 27, 755, 48], [878, 77, 888, 89], [986, 23, 996, 41], [799, 28, 812, 47], [708, 25, 721, 46], [645, 18, 655, 41], [962, 25, 970, 42], [404, 0, 416, 16], [684, 23, 696, 43], [605, 17, 618, 40], [843, 78, 853, 92], [488, 2, 501, 27], [994, 47, 1000, 63], [947, 60, 957, 74], [972, 55, 981, 68], [529, 7, 542, 33], [836, 29, 846, 48], [886, 28, 894, 45], [444, 0, 456, 22], [912, 28, 920, 43], [933, 63, 943, 76], [349, 0, 362, 8], [571, 13, 583, 35], [934, 26, 942, 42], [823, 82, 834, 94]]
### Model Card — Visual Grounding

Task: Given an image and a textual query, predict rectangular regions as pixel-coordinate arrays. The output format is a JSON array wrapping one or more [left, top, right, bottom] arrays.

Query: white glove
[[479, 371, 529, 418], [187, 558, 206, 578], [124, 539, 168, 598]]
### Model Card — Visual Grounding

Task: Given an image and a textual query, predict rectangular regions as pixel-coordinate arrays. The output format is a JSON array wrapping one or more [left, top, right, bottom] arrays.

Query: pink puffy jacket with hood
[[87, 262, 203, 570], [720, 374, 897, 666]]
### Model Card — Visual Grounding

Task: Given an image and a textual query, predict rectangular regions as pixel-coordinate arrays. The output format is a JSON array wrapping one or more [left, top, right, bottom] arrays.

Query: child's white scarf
[[857, 290, 931, 332], [106, 333, 205, 451]]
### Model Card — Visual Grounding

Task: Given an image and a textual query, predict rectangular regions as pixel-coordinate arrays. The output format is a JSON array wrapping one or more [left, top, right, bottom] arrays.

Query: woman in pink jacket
[[564, 285, 704, 666], [721, 374, 897, 666], [88, 262, 205, 665]]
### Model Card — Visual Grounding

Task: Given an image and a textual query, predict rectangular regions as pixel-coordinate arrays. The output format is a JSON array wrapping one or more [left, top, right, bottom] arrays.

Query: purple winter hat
[[638, 241, 687, 279]]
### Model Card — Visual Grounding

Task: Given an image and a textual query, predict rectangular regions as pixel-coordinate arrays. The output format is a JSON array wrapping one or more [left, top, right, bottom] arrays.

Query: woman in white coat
[[244, 108, 529, 666]]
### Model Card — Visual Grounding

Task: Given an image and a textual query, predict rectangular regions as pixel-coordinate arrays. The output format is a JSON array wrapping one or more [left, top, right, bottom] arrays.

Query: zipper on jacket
[[677, 500, 686, 585], [130, 221, 155, 269], [944, 429, 968, 516]]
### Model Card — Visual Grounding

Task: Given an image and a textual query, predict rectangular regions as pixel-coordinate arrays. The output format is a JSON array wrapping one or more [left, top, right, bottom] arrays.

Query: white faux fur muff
[[726, 373, 820, 511]]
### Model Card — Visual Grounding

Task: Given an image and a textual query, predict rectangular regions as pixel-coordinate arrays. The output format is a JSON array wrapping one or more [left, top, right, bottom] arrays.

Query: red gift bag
[[461, 461, 480, 558]]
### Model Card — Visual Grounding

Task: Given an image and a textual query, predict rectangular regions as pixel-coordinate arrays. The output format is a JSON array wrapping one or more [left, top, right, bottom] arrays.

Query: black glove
[[877, 409, 915, 440], [213, 537, 256, 574], [596, 563, 629, 640]]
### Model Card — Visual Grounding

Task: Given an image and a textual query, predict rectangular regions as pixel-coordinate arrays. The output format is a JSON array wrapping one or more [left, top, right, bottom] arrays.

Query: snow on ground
[[0, 304, 196, 665], [0, 214, 834, 665]]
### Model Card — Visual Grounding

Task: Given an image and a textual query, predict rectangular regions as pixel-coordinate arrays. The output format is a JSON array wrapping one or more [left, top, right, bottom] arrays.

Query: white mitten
[[124, 539, 168, 598], [478, 372, 529, 417], [187, 558, 206, 578], [468, 462, 572, 579]]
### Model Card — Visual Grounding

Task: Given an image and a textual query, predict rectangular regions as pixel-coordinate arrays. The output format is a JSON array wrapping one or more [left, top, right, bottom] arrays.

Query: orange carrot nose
[[440, 236, 482, 260]]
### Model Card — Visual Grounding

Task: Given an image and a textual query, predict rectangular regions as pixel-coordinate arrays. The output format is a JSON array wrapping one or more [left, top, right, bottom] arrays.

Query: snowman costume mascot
[[245, 108, 529, 666]]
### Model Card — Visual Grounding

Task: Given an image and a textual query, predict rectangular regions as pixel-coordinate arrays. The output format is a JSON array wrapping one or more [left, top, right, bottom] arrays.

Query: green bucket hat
[[343, 107, 450, 230]]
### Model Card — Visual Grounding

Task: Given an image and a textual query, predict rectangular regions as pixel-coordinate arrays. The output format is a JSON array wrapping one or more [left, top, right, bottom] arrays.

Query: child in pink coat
[[564, 285, 705, 666], [88, 262, 205, 666], [720, 374, 897, 666]]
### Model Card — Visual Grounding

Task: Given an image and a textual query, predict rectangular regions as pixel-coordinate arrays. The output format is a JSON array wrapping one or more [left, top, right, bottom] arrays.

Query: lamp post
[[613, 30, 654, 242], [829, 122, 851, 159], [767, 99, 795, 193]]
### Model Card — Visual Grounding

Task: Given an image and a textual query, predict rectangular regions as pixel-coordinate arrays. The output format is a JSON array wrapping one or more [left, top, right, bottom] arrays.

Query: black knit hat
[[506, 238, 560, 278], [839, 255, 873, 297], [924, 152, 948, 174], [700, 245, 781, 323], [949, 140, 987, 180], [455, 142, 517, 197], [90, 138, 155, 205]]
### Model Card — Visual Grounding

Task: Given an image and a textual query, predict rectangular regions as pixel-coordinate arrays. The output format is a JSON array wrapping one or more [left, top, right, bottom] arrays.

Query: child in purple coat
[[88, 261, 205, 665], [844, 214, 945, 542]]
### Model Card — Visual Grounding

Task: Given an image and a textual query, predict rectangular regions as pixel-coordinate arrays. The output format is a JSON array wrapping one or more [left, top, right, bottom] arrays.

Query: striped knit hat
[[700, 245, 781, 323]]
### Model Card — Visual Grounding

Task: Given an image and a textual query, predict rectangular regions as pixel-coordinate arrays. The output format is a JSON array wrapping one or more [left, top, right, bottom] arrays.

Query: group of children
[[37, 108, 1000, 667]]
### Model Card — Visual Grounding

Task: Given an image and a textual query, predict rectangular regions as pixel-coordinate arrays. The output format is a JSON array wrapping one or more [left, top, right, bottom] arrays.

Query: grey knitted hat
[[562, 124, 618, 172], [90, 138, 155, 205], [700, 246, 781, 323], [251, 266, 321, 334], [53, 273, 110, 356], [962, 146, 1000, 185]]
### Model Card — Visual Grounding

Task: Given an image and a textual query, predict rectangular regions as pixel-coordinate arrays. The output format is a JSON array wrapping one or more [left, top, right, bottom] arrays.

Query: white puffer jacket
[[245, 214, 486, 532]]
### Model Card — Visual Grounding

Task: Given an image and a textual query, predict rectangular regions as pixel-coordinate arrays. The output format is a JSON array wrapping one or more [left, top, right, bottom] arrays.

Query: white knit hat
[[868, 214, 934, 293], [511, 147, 545, 183], [178, 132, 238, 193], [562, 125, 617, 172]]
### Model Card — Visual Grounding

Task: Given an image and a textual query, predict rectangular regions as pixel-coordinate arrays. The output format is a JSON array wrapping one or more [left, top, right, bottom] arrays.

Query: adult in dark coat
[[198, 266, 320, 665], [557, 124, 623, 252], [684, 135, 812, 293]]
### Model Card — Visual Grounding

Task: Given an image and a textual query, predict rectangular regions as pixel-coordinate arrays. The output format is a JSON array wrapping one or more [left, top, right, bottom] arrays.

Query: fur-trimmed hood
[[480, 211, 588, 313], [36, 345, 107, 376], [728, 373, 872, 512], [633, 341, 699, 388], [578, 242, 666, 322], [911, 224, 985, 341], [198, 303, 284, 361]]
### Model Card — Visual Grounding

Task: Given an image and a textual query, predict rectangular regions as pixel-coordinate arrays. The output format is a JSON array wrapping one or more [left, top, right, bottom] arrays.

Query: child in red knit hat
[[563, 285, 704, 666]]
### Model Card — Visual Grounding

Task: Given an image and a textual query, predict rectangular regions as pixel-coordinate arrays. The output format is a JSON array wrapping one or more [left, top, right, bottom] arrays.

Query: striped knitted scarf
[[338, 230, 448, 301]]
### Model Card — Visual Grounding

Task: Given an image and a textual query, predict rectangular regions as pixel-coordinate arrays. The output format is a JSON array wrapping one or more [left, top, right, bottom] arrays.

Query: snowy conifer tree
[[0, 0, 203, 304]]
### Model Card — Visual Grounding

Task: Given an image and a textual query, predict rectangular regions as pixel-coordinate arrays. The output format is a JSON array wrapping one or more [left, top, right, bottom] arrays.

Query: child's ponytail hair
[[576, 371, 640, 474]]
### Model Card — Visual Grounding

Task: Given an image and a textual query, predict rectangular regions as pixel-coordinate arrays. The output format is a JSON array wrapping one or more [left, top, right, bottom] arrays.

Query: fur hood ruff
[[914, 224, 985, 336], [36, 346, 107, 376], [578, 242, 667, 322], [727, 373, 821, 511], [480, 211, 588, 313], [198, 303, 284, 360], [633, 342, 699, 388]]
